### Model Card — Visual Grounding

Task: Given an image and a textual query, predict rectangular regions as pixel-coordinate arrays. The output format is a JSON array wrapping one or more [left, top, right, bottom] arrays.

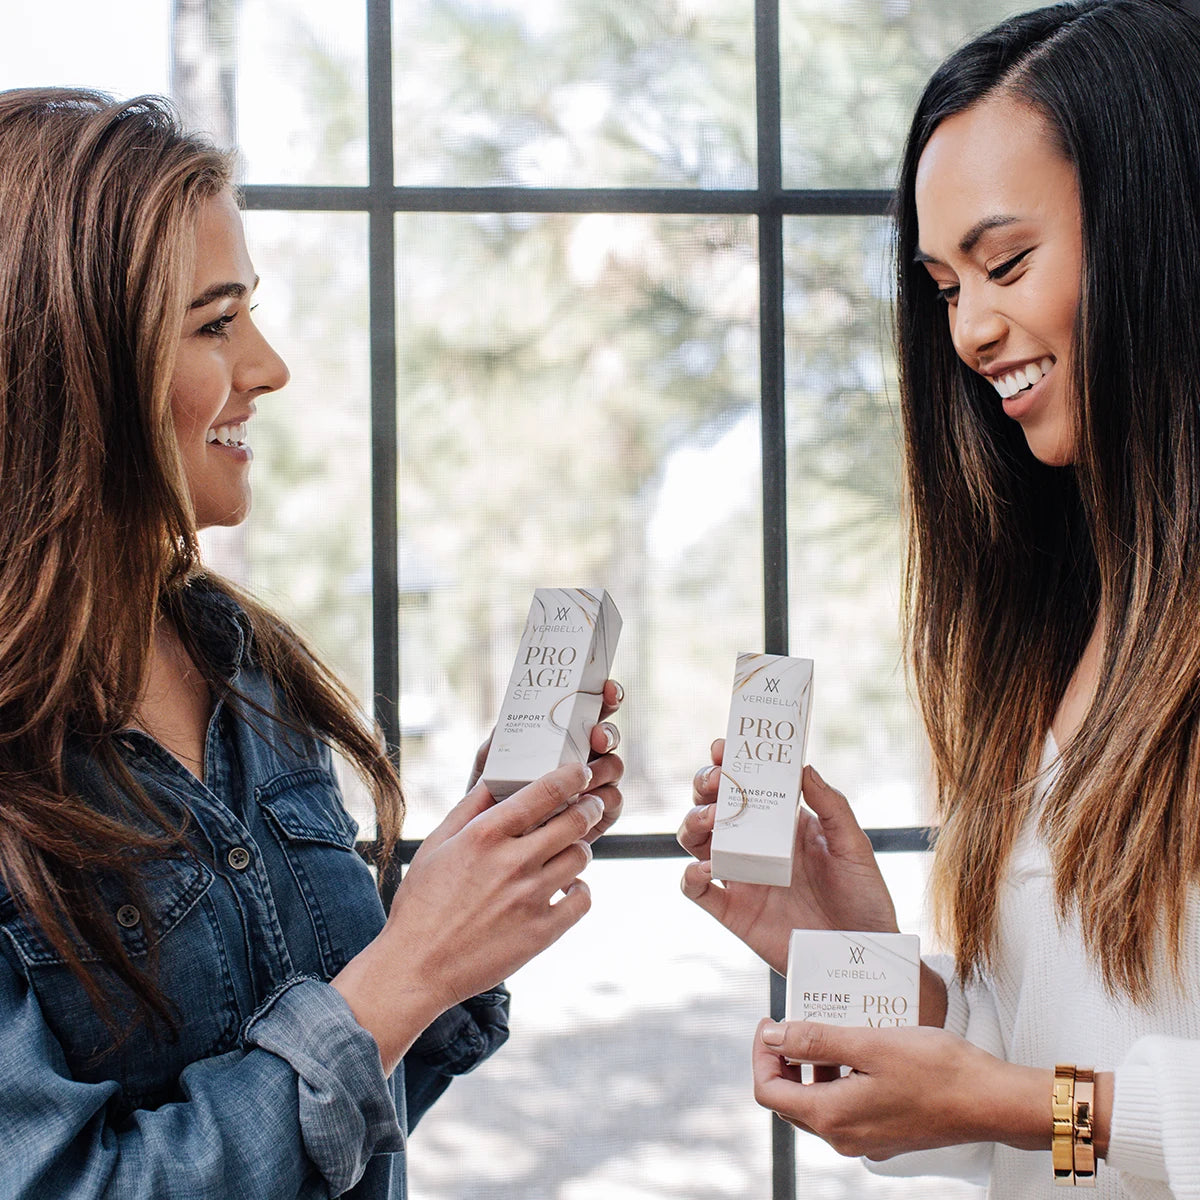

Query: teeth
[[992, 357, 1053, 398], [206, 422, 248, 448]]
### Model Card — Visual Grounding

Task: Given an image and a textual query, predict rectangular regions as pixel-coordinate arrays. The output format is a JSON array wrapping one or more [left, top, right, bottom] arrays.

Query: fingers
[[676, 796, 715, 858], [589, 720, 620, 757], [583, 716, 624, 842], [678, 757, 721, 858], [581, 778, 623, 844], [548, 877, 592, 924], [525, 792, 607, 859], [752, 1019, 826, 1129], [543, 836, 593, 895], [485, 763, 592, 838], [693, 762, 720, 805], [597, 679, 624, 721], [748, 1022, 854, 1132]]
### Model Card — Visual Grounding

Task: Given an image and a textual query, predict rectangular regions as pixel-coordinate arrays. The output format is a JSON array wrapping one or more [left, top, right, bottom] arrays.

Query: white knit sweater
[[868, 741, 1200, 1198]]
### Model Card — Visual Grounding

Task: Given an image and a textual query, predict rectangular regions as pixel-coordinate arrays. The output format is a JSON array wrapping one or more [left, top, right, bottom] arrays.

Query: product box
[[481, 588, 621, 801], [785, 929, 921, 1046], [709, 652, 814, 886]]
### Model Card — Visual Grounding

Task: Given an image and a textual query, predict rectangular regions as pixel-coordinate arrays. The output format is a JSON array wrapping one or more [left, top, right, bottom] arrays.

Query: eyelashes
[[197, 303, 258, 338], [986, 248, 1032, 281], [199, 313, 237, 337], [933, 248, 1033, 305]]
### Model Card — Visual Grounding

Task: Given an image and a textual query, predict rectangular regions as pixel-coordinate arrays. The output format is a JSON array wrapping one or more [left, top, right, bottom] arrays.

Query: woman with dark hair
[[0, 88, 623, 1197], [679, 1, 1200, 1194]]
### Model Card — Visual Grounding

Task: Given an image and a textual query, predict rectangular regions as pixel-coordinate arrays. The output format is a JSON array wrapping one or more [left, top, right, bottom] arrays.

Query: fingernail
[[695, 765, 717, 789], [581, 794, 604, 822], [761, 1022, 785, 1046], [582, 765, 594, 789], [809, 765, 825, 786], [612, 681, 624, 704], [603, 724, 619, 753]]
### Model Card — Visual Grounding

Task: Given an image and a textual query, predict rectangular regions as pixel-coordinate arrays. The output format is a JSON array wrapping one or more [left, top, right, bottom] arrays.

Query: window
[[6, 2, 1027, 1194]]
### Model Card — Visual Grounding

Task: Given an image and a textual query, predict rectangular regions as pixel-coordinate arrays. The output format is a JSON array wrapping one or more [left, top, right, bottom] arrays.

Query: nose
[[236, 319, 290, 397], [949, 281, 1007, 366]]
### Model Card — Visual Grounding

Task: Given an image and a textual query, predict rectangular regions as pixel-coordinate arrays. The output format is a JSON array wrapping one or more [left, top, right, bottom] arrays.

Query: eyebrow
[[913, 215, 1021, 265], [188, 276, 260, 310]]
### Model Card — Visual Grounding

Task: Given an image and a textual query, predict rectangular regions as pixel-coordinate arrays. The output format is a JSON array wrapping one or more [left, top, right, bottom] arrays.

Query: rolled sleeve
[[1108, 1035, 1200, 1195], [0, 956, 403, 1200], [241, 975, 405, 1194], [404, 986, 511, 1127]]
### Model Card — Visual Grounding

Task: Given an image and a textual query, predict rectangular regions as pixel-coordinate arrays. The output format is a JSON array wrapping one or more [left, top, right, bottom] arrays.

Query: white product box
[[785, 930, 921, 1037], [481, 588, 621, 801], [709, 652, 814, 886]]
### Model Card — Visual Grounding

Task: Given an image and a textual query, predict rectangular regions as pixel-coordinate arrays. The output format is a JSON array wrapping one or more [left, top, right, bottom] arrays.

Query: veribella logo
[[764, 677, 780, 693], [849, 943, 866, 965], [555, 605, 571, 621]]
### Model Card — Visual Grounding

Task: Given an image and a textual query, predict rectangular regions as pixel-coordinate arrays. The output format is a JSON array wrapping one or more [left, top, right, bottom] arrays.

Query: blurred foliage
[[393, 0, 756, 187], [780, 0, 1027, 188], [230, 0, 1023, 835]]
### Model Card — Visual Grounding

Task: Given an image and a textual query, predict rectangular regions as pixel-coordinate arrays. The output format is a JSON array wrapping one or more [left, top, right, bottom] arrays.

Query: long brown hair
[[896, 0, 1200, 1001], [0, 89, 401, 1035]]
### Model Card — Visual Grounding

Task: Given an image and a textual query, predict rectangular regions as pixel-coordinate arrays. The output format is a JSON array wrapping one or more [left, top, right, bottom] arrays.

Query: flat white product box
[[481, 588, 621, 801], [709, 652, 814, 886], [785, 930, 921, 1044]]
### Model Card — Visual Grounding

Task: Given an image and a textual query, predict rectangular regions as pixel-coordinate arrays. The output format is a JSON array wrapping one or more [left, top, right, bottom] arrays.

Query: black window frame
[[242, 3, 931, 1196]]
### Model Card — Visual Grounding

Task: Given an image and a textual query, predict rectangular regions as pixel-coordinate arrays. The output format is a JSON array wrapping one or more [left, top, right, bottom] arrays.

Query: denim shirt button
[[116, 904, 141, 928], [227, 846, 251, 871]]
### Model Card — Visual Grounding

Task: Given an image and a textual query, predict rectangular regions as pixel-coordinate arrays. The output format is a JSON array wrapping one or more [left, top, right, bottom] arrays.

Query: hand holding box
[[710, 652, 814, 886], [482, 588, 621, 801]]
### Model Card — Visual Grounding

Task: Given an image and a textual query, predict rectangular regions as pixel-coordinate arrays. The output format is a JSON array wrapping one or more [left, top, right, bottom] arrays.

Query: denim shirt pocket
[[255, 768, 385, 977], [0, 854, 240, 1113]]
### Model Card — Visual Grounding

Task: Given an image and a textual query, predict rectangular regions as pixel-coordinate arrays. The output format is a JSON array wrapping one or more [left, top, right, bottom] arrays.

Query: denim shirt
[[0, 580, 509, 1199]]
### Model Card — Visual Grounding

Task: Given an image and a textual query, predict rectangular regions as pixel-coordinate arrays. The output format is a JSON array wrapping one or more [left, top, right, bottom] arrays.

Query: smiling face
[[914, 94, 1083, 466], [170, 191, 289, 529]]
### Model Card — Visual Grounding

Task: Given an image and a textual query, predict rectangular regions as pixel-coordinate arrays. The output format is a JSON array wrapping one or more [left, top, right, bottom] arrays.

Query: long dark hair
[[895, 0, 1200, 1000], [0, 89, 401, 1039]]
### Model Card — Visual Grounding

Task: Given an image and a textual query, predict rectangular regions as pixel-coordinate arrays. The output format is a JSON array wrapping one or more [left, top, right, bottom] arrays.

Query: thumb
[[801, 765, 873, 855], [759, 1018, 874, 1069]]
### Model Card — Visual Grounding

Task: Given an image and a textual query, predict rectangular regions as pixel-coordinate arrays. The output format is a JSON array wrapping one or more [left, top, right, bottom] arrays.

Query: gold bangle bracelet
[[1053, 1064, 1077, 1186], [1073, 1068, 1097, 1188]]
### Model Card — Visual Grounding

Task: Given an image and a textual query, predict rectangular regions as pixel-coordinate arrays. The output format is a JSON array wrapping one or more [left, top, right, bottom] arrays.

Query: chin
[[195, 498, 252, 529], [1023, 428, 1077, 468]]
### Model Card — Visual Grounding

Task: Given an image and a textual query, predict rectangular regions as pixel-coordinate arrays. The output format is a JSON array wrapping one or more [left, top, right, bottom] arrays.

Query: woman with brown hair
[[679, 1, 1200, 1195], [0, 87, 623, 1198]]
